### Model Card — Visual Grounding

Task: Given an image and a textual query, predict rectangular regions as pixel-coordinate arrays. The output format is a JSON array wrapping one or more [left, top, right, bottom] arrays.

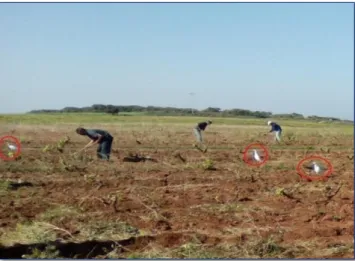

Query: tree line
[[28, 104, 348, 122]]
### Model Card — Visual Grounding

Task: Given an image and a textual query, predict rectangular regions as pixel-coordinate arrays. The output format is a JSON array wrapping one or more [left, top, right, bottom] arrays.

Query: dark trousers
[[96, 136, 113, 160]]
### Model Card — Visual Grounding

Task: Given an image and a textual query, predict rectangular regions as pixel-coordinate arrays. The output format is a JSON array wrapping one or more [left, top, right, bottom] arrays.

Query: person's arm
[[86, 134, 104, 147], [95, 134, 104, 144]]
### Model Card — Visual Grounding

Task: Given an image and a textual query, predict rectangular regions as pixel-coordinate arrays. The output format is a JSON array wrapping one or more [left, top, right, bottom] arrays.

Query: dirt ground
[[0, 123, 353, 258]]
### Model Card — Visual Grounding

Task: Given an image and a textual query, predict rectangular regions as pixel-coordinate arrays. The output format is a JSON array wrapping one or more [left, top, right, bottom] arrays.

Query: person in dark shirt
[[193, 120, 212, 151], [75, 127, 114, 160], [267, 121, 282, 143]]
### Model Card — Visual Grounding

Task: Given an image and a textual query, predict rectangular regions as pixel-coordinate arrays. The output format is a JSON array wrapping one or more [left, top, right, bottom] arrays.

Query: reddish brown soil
[[0, 125, 353, 258]]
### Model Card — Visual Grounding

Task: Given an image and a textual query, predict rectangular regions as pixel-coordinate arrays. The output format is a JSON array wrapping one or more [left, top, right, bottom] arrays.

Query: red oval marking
[[0, 135, 22, 161], [243, 143, 269, 167], [296, 155, 333, 181]]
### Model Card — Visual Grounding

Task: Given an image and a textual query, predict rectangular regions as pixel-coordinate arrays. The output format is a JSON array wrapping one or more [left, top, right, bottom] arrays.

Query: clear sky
[[0, 3, 353, 119]]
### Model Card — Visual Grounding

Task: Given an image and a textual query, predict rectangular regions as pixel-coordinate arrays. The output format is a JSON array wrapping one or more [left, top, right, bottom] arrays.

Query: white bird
[[305, 161, 326, 175], [252, 149, 262, 162], [312, 161, 321, 174], [6, 142, 17, 151]]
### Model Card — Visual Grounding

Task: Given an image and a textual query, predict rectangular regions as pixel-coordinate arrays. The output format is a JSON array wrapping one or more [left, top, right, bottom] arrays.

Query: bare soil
[[0, 124, 353, 258]]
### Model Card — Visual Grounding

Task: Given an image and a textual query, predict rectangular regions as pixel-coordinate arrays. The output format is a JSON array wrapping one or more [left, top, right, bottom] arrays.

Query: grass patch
[[124, 236, 292, 258], [39, 205, 82, 222], [22, 245, 61, 259], [0, 222, 58, 246], [0, 180, 12, 191], [77, 220, 140, 241], [0, 113, 352, 128], [191, 203, 245, 214]]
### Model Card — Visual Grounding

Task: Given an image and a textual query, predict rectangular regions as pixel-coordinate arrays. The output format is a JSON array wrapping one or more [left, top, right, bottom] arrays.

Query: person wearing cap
[[193, 120, 212, 151], [75, 127, 114, 160], [267, 121, 282, 143]]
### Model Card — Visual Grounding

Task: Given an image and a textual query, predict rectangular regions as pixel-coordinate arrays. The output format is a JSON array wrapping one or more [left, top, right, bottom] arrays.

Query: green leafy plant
[[42, 136, 70, 153], [200, 159, 216, 171]]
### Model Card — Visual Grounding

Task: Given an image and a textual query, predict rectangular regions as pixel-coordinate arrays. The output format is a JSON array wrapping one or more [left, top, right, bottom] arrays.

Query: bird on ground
[[252, 149, 262, 162], [6, 142, 17, 151], [312, 161, 321, 174], [304, 161, 327, 174]]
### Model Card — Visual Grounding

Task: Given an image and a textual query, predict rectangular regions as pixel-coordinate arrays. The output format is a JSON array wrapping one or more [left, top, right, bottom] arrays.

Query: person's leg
[[275, 130, 281, 142], [96, 143, 103, 159], [100, 137, 113, 160], [193, 127, 203, 143], [105, 137, 113, 160]]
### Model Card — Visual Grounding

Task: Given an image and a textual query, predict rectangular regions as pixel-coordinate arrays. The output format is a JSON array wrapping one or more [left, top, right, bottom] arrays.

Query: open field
[[0, 114, 354, 258]]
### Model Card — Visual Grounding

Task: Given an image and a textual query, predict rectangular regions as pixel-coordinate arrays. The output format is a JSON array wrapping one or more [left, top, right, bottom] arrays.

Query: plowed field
[[0, 116, 353, 258]]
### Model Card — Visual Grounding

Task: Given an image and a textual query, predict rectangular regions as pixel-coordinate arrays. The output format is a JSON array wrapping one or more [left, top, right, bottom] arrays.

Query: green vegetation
[[0, 113, 352, 130], [28, 104, 351, 123]]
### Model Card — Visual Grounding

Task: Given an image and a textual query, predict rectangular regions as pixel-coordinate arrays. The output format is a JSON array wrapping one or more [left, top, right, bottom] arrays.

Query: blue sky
[[0, 3, 353, 119]]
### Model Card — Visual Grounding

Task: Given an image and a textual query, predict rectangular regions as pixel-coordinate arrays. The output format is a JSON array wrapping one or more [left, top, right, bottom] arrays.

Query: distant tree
[[203, 107, 221, 113], [106, 105, 119, 115], [27, 103, 339, 122]]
